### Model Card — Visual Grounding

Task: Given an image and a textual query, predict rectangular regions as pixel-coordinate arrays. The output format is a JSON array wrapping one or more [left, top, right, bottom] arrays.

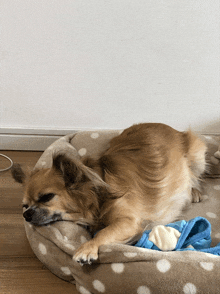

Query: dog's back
[[98, 123, 207, 228]]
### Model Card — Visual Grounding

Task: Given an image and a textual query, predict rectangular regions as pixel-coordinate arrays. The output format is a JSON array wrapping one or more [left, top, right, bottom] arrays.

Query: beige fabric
[[24, 131, 220, 294]]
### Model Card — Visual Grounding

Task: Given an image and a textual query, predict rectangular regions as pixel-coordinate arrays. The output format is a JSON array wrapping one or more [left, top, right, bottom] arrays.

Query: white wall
[[1, 0, 220, 133]]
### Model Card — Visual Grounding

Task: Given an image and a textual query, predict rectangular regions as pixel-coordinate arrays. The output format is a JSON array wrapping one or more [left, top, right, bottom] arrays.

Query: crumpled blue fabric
[[134, 216, 220, 256]]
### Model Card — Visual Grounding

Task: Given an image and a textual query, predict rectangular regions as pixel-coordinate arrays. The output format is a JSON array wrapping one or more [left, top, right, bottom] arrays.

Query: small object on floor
[[0, 153, 13, 172]]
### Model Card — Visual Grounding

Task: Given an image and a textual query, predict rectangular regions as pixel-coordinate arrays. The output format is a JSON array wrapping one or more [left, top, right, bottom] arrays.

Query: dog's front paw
[[73, 240, 99, 266], [192, 188, 202, 203]]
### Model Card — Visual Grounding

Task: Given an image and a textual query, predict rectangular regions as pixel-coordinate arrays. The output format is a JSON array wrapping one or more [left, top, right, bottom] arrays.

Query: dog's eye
[[38, 193, 55, 203], [22, 204, 29, 209]]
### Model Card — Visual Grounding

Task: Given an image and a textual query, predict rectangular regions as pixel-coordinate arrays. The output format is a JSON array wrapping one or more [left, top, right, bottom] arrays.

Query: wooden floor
[[0, 151, 78, 294]]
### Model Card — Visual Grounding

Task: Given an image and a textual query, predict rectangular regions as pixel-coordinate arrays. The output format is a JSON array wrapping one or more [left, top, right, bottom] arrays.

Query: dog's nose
[[23, 208, 35, 222]]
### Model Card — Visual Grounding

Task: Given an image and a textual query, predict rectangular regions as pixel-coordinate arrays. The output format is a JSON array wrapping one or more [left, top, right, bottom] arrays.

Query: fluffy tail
[[185, 130, 207, 180]]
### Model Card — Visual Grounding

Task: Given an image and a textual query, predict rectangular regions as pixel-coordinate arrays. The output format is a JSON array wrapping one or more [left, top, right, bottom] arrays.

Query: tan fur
[[11, 123, 207, 265]]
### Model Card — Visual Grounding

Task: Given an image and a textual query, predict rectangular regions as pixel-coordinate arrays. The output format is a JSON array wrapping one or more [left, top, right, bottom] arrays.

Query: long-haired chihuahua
[[12, 123, 207, 265]]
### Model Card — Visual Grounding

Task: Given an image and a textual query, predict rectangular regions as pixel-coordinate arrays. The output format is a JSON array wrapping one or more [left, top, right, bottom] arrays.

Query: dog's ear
[[53, 153, 109, 189], [11, 164, 26, 184], [52, 154, 85, 187]]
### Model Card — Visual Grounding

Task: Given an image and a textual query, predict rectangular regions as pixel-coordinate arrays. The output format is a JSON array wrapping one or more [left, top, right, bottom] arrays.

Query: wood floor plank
[[0, 187, 23, 212], [0, 214, 34, 256], [0, 257, 77, 294]]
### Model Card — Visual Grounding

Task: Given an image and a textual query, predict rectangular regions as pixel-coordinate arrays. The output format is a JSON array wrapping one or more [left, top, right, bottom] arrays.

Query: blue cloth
[[134, 216, 220, 256]]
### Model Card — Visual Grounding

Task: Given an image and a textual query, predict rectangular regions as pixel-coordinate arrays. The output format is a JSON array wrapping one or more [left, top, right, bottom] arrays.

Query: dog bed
[[25, 131, 220, 294]]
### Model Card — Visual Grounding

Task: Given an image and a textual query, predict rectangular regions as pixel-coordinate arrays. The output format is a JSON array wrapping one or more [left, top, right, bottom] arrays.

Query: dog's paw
[[73, 241, 99, 266], [192, 188, 202, 203]]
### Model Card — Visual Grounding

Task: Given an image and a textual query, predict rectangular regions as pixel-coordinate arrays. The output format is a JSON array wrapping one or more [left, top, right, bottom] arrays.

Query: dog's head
[[11, 153, 108, 227]]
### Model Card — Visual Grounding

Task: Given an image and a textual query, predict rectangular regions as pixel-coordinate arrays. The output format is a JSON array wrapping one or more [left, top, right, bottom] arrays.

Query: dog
[[11, 123, 207, 265]]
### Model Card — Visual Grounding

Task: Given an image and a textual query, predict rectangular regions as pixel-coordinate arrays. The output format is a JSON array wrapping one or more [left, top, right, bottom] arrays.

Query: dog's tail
[[184, 130, 207, 180]]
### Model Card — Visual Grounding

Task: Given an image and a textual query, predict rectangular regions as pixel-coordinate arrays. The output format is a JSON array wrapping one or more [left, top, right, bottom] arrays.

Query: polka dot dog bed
[[25, 131, 220, 294]]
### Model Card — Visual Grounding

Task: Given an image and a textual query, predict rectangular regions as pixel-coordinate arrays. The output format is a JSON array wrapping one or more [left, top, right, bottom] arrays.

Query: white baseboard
[[0, 134, 63, 151], [0, 128, 77, 151]]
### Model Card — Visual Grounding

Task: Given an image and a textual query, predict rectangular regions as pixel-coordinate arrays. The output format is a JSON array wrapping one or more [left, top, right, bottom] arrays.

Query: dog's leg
[[191, 187, 202, 203], [73, 217, 141, 265]]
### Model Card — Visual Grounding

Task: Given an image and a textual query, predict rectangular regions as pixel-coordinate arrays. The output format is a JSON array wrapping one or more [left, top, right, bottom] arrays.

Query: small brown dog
[[12, 123, 207, 265]]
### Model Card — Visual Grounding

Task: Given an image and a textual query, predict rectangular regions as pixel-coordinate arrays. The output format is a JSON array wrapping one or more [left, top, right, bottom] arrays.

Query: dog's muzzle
[[23, 208, 35, 222], [23, 207, 61, 225]]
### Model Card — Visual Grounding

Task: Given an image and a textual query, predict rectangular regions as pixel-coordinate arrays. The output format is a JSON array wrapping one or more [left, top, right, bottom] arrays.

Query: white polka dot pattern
[[91, 132, 100, 139], [61, 266, 71, 275], [215, 232, 220, 238], [199, 262, 214, 271], [183, 283, 197, 294], [65, 243, 75, 251], [79, 286, 92, 294], [92, 280, 105, 293], [204, 252, 219, 258], [63, 236, 68, 242], [123, 252, 138, 258], [38, 243, 47, 255], [111, 263, 125, 273], [137, 285, 151, 294], [78, 148, 87, 156], [156, 259, 171, 273], [206, 212, 217, 219]]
